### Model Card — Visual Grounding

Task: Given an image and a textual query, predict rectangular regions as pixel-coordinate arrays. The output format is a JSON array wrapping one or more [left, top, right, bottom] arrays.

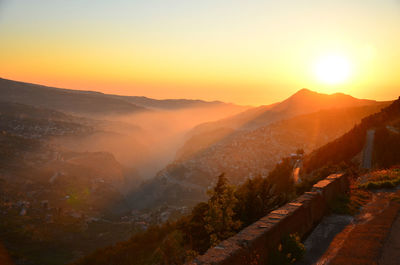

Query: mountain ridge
[[0, 77, 246, 113]]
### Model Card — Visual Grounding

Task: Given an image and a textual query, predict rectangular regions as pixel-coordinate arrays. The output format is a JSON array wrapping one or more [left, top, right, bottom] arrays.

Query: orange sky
[[0, 0, 399, 105]]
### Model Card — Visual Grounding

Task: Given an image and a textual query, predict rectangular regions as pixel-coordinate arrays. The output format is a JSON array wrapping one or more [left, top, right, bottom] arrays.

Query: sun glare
[[314, 54, 352, 85]]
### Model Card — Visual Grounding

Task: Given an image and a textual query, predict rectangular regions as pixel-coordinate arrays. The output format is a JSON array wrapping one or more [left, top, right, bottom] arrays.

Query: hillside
[[0, 105, 143, 265], [0, 78, 149, 116], [184, 89, 383, 158], [0, 101, 94, 139], [189, 89, 379, 136], [128, 102, 389, 210], [111, 95, 245, 111], [0, 78, 246, 116], [303, 96, 400, 174]]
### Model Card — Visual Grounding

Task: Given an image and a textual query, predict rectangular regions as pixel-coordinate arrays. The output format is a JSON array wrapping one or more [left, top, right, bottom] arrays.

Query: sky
[[0, 0, 399, 105]]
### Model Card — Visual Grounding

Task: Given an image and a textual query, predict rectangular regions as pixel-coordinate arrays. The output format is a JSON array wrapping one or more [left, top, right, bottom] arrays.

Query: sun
[[313, 53, 352, 85]]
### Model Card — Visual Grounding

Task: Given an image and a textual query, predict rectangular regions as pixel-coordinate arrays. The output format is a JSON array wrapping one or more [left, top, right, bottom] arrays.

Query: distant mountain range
[[110, 95, 238, 110], [190, 88, 380, 134], [0, 78, 245, 116], [180, 88, 387, 163]]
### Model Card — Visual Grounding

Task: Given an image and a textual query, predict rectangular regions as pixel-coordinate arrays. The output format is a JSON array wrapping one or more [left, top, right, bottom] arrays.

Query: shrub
[[269, 233, 305, 265], [358, 177, 400, 190]]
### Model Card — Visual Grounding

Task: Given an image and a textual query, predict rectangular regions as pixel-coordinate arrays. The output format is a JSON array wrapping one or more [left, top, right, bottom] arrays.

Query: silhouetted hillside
[[190, 88, 380, 135], [0, 78, 149, 116], [303, 97, 400, 173], [111, 95, 245, 111], [0, 78, 246, 115]]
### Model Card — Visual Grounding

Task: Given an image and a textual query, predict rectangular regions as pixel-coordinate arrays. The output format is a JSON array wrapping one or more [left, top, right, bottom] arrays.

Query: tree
[[296, 148, 304, 156], [234, 176, 282, 227], [268, 158, 295, 193], [179, 202, 210, 253], [204, 174, 241, 246]]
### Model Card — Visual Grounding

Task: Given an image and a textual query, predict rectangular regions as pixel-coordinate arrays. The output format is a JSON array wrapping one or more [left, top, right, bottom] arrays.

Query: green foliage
[[74, 170, 294, 265], [204, 174, 242, 246], [359, 177, 400, 190], [268, 158, 295, 193], [178, 202, 210, 253], [329, 194, 352, 215], [358, 168, 400, 190], [234, 176, 284, 227], [269, 233, 305, 265], [329, 188, 371, 215], [152, 230, 187, 265]]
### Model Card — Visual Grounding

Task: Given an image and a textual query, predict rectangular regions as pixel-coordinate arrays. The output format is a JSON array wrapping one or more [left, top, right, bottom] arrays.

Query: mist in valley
[[51, 104, 248, 185]]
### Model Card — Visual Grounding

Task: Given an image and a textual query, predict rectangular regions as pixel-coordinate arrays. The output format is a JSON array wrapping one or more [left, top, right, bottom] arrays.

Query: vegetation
[[329, 189, 371, 215], [358, 168, 400, 190], [268, 233, 305, 265], [295, 162, 357, 196], [373, 128, 400, 168], [73, 161, 294, 265], [204, 174, 241, 246], [329, 168, 400, 216]]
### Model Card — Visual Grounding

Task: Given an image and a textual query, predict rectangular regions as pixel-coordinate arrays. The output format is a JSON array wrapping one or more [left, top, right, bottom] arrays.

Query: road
[[297, 190, 400, 265], [379, 212, 400, 265], [362, 129, 375, 169], [386, 125, 400, 134]]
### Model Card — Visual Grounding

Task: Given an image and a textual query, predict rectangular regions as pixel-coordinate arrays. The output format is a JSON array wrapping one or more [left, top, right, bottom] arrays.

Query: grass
[[358, 169, 400, 190], [359, 177, 400, 190], [389, 193, 400, 203], [329, 189, 371, 215]]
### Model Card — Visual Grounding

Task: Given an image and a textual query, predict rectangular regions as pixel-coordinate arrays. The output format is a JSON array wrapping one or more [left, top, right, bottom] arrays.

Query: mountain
[[127, 91, 390, 209], [0, 78, 149, 116], [0, 77, 246, 116], [111, 95, 245, 110], [303, 96, 400, 173], [189, 88, 379, 136], [181, 89, 383, 162]]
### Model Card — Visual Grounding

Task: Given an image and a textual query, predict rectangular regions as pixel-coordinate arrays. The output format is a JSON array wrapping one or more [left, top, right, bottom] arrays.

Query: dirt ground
[[298, 189, 400, 265]]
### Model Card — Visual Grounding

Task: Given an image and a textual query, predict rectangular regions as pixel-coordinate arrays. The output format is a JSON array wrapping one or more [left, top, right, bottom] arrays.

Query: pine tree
[[204, 174, 241, 246]]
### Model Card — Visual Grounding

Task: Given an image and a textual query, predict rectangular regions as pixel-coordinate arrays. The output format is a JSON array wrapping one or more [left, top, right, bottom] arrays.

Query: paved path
[[362, 129, 375, 169], [386, 125, 400, 134], [300, 190, 400, 265], [295, 215, 353, 265], [379, 211, 400, 265]]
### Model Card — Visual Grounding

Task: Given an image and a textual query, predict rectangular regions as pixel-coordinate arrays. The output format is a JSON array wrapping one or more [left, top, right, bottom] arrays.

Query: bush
[[359, 177, 400, 190], [269, 233, 305, 265]]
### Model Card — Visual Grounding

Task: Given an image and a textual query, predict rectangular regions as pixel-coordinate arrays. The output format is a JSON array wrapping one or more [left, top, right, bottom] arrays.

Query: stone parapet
[[188, 173, 348, 265]]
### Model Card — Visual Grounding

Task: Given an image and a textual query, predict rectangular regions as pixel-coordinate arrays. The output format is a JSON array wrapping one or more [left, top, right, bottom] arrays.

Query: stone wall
[[187, 173, 349, 265]]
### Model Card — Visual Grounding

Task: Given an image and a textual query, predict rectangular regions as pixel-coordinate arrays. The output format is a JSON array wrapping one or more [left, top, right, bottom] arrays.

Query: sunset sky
[[1, 0, 399, 105]]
